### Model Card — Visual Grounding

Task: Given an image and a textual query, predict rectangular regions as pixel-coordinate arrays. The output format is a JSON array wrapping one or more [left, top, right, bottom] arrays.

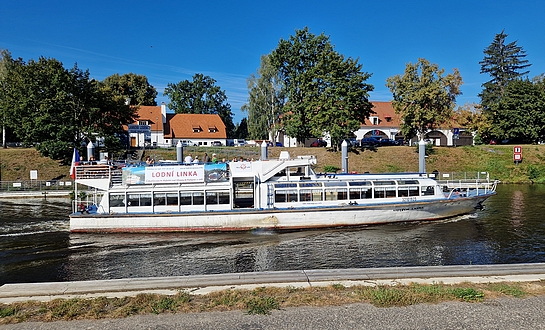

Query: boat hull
[[69, 194, 493, 233]]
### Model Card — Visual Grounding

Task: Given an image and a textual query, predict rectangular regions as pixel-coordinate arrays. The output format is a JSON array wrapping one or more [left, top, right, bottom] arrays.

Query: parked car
[[180, 140, 197, 147], [360, 137, 381, 148], [234, 139, 247, 147], [275, 142, 283, 147], [310, 139, 327, 147], [378, 138, 398, 146], [212, 141, 223, 146]]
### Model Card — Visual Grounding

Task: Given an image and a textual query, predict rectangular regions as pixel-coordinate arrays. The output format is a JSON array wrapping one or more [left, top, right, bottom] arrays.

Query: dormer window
[[384, 115, 392, 122], [370, 116, 379, 125], [138, 120, 149, 125], [192, 125, 202, 133], [208, 126, 218, 133]]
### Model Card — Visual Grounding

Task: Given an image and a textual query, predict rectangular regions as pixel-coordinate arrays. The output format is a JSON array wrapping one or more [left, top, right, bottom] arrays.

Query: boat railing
[[74, 164, 123, 185], [438, 177, 499, 199]]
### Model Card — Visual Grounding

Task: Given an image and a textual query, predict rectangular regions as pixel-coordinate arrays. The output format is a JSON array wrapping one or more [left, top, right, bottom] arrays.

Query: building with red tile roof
[[128, 103, 227, 147]]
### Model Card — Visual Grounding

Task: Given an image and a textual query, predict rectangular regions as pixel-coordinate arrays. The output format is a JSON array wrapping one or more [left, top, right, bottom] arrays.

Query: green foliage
[[245, 296, 280, 315], [479, 30, 531, 108], [101, 73, 157, 106], [479, 31, 533, 142], [151, 297, 176, 314], [233, 117, 249, 139], [489, 283, 526, 298], [242, 55, 285, 140], [164, 73, 235, 137], [413, 142, 434, 156], [323, 165, 340, 173], [386, 58, 462, 140], [485, 79, 545, 144], [0, 306, 16, 318], [451, 288, 484, 301], [1, 56, 138, 163], [270, 27, 374, 146]]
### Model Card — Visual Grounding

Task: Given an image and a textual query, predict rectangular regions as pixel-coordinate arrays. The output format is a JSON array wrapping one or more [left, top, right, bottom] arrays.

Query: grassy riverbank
[[1, 281, 544, 323], [1, 144, 545, 183]]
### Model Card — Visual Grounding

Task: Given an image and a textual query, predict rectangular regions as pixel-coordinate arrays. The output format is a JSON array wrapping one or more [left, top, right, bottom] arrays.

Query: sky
[[1, 0, 545, 124]]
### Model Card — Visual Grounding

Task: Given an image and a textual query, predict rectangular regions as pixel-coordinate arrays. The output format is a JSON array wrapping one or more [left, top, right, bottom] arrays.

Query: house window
[[208, 126, 218, 133], [192, 125, 202, 133], [370, 116, 379, 125], [384, 115, 392, 122], [138, 120, 149, 125]]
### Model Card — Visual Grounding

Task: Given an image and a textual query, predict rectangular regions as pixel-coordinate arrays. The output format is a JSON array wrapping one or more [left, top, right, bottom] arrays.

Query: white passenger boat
[[70, 152, 497, 233]]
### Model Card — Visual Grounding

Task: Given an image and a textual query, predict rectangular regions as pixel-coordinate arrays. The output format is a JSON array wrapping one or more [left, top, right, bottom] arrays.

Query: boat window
[[299, 189, 323, 202], [140, 193, 152, 206], [325, 188, 347, 201], [349, 187, 371, 199], [180, 192, 205, 205], [193, 192, 204, 205], [218, 191, 230, 204], [166, 193, 178, 206], [109, 194, 125, 207], [398, 186, 420, 197], [299, 182, 322, 188], [373, 181, 396, 186], [397, 180, 419, 185], [348, 181, 371, 186], [421, 186, 435, 196], [373, 187, 395, 198], [180, 192, 192, 205], [153, 193, 167, 206], [275, 183, 297, 189], [324, 182, 347, 187], [127, 194, 139, 206], [206, 192, 218, 204], [275, 190, 298, 203]]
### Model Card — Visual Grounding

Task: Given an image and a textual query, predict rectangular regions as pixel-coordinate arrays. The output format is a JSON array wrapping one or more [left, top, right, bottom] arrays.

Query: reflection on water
[[1, 184, 545, 285]]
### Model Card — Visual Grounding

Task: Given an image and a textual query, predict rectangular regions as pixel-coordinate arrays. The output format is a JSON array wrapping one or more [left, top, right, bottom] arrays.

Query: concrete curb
[[1, 263, 544, 304]]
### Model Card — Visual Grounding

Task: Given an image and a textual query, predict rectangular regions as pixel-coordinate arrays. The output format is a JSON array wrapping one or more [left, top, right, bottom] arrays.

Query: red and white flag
[[70, 148, 80, 179]]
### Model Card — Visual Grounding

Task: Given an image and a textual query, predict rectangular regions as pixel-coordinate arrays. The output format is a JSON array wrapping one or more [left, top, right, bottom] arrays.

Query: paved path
[[2, 295, 545, 329], [1, 263, 544, 304], [1, 264, 545, 329]]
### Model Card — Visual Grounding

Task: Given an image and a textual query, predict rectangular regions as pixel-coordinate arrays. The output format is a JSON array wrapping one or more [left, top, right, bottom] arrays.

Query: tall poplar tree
[[242, 54, 285, 141]]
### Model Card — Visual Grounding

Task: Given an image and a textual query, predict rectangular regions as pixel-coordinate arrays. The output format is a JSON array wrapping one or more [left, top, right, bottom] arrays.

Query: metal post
[[261, 141, 268, 161], [418, 139, 426, 174], [341, 140, 348, 173], [87, 141, 95, 162], [176, 141, 183, 163]]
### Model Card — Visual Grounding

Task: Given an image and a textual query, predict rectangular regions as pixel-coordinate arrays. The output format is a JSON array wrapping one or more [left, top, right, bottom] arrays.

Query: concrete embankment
[[0, 191, 70, 199], [1, 263, 544, 304]]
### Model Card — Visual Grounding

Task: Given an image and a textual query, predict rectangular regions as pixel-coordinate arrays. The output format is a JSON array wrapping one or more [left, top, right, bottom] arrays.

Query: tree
[[3, 57, 137, 162], [101, 73, 157, 106], [386, 58, 463, 140], [478, 31, 532, 142], [486, 79, 545, 144], [164, 73, 235, 137], [233, 117, 248, 139], [270, 27, 374, 147], [242, 54, 285, 140], [0, 48, 18, 148], [479, 31, 531, 109]]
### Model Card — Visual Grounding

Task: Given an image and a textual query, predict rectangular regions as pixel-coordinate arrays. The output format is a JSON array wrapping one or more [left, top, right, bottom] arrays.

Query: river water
[[1, 184, 544, 285]]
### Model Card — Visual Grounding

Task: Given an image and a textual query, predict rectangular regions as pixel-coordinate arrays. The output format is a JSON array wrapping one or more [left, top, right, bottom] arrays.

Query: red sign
[[513, 146, 523, 162]]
